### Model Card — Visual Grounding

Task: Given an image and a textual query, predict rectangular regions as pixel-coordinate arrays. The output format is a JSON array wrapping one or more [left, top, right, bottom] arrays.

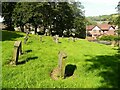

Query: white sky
[[0, 16, 3, 22], [79, 0, 119, 16]]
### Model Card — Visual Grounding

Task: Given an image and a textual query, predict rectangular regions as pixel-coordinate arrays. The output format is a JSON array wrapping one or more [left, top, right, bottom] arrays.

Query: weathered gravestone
[[53, 36, 56, 42], [58, 51, 67, 78], [24, 35, 28, 44], [26, 29, 29, 35], [72, 33, 75, 42], [73, 38, 75, 42], [53, 35, 59, 43], [50, 51, 67, 80], [68, 37, 71, 42], [56, 35, 59, 43], [13, 41, 22, 65]]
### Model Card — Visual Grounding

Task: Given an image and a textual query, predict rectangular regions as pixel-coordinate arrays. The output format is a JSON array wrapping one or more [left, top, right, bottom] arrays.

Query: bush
[[98, 35, 118, 41]]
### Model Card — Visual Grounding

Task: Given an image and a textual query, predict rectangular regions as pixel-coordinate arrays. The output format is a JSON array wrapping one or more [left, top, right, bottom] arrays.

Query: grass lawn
[[1, 30, 120, 88]]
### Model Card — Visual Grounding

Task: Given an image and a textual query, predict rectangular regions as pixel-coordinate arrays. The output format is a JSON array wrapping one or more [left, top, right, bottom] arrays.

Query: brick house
[[86, 24, 116, 39]]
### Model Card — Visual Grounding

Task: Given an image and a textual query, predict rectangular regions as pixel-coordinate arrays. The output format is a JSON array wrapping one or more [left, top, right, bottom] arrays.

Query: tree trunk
[[35, 25, 37, 34], [49, 25, 52, 36], [20, 25, 24, 32]]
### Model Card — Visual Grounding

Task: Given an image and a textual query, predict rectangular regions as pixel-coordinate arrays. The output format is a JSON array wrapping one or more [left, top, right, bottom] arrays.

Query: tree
[[115, 1, 120, 47], [3, 2, 86, 38], [28, 2, 44, 34], [12, 2, 34, 32], [71, 1, 86, 38], [2, 2, 16, 31]]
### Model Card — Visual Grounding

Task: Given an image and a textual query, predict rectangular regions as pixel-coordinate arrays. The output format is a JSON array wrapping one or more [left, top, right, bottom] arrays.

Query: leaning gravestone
[[13, 41, 22, 65], [24, 35, 28, 44], [58, 51, 67, 78]]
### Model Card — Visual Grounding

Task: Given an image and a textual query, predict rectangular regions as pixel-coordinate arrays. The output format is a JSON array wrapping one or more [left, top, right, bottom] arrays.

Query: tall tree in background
[[28, 2, 44, 34], [71, 1, 86, 38], [54, 2, 74, 36], [2, 2, 16, 31], [12, 2, 35, 32], [115, 1, 120, 47], [2, 2, 86, 38]]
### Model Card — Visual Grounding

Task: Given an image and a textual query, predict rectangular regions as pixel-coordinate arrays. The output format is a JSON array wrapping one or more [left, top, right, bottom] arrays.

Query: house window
[[93, 30, 96, 33]]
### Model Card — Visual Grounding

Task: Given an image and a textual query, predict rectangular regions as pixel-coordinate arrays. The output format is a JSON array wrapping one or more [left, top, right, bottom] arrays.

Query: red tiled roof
[[86, 24, 115, 31], [97, 24, 114, 30], [86, 25, 95, 31]]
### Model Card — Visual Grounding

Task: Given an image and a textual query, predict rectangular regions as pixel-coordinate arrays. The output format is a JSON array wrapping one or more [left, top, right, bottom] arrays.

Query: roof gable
[[92, 26, 101, 31]]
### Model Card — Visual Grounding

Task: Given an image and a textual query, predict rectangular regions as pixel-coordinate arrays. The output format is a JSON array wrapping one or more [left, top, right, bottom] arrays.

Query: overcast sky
[[79, 0, 119, 16]]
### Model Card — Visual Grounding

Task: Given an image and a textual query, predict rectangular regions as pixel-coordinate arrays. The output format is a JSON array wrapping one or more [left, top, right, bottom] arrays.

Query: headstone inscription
[[24, 35, 28, 44]]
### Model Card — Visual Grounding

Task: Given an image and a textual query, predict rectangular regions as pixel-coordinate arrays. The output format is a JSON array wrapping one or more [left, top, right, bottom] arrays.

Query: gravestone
[[111, 41, 116, 47], [58, 51, 67, 78], [68, 37, 70, 42], [26, 29, 29, 35], [13, 41, 22, 65], [53, 35, 59, 43], [72, 33, 75, 42], [53, 36, 56, 42], [55, 35, 59, 43], [24, 35, 28, 44], [72, 37, 75, 42]]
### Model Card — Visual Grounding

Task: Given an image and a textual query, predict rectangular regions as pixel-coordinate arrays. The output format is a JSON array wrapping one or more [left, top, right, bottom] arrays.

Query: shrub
[[98, 35, 118, 41]]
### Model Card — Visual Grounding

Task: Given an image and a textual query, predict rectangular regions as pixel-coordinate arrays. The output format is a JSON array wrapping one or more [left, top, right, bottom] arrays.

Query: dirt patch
[[50, 67, 60, 80]]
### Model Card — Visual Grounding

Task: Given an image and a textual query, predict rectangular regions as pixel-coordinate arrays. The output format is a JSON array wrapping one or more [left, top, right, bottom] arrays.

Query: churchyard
[[1, 30, 120, 88]]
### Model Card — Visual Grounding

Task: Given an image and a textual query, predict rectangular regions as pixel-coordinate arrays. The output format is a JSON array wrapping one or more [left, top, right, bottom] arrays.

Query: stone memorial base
[[50, 67, 60, 80]]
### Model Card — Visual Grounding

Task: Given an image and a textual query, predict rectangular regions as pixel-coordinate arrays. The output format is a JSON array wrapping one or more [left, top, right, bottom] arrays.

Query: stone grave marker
[[13, 41, 22, 65], [72, 37, 75, 42], [24, 35, 28, 44], [55, 35, 59, 43], [68, 37, 70, 42], [53, 35, 59, 43], [58, 51, 67, 78], [72, 33, 75, 42]]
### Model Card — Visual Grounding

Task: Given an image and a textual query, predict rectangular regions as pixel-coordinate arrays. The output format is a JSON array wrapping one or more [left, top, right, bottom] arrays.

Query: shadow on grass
[[2, 30, 24, 41], [24, 50, 32, 53], [17, 56, 38, 65], [85, 48, 120, 88], [64, 64, 77, 78]]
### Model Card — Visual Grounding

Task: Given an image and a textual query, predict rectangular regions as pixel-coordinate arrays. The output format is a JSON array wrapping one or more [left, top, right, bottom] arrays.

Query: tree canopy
[[2, 2, 86, 38]]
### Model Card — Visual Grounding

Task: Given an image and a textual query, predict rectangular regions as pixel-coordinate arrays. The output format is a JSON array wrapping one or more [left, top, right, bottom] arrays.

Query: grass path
[[2, 30, 120, 88]]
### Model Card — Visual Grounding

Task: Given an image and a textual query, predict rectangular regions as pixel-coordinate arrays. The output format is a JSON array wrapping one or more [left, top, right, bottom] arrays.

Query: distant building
[[86, 24, 116, 39]]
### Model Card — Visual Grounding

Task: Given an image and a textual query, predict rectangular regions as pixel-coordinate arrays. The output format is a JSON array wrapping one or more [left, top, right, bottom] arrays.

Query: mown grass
[[1, 30, 120, 88]]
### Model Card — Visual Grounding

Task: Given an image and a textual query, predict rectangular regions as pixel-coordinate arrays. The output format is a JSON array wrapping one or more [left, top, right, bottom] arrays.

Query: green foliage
[[2, 2, 86, 38], [99, 35, 118, 41], [86, 14, 118, 24], [2, 30, 119, 88], [2, 2, 16, 31], [86, 18, 97, 25]]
